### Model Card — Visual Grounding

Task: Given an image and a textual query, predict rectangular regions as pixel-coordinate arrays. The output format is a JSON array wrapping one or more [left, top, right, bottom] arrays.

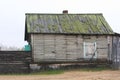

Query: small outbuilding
[[25, 11, 120, 69]]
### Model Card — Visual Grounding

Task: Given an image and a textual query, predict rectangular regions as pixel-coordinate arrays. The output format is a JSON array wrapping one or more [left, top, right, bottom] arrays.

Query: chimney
[[63, 10, 68, 14]]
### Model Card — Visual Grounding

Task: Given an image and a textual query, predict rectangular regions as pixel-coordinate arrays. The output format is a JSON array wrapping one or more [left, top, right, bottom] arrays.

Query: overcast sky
[[0, 0, 120, 48]]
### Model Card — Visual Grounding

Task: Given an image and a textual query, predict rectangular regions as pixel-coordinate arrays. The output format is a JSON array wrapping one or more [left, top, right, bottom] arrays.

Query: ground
[[0, 70, 120, 80]]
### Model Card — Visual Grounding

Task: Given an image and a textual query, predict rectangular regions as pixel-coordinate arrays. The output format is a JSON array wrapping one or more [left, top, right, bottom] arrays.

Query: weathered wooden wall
[[31, 34, 112, 63], [0, 51, 31, 73], [112, 36, 120, 69]]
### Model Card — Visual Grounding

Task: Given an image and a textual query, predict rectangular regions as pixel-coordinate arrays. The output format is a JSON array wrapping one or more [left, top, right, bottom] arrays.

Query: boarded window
[[84, 42, 97, 59]]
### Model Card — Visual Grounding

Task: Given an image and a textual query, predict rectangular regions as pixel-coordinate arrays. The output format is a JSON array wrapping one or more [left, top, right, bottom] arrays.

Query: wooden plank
[[34, 51, 44, 55], [97, 40, 108, 48], [66, 35, 77, 58], [0, 51, 31, 62], [55, 35, 66, 58], [44, 53, 55, 59], [97, 49, 108, 58], [44, 35, 55, 40], [77, 36, 83, 58], [34, 54, 44, 59], [84, 36, 96, 42], [56, 54, 66, 59], [33, 34, 44, 40], [66, 54, 78, 59], [97, 36, 107, 41], [33, 46, 44, 50], [55, 35, 66, 40]]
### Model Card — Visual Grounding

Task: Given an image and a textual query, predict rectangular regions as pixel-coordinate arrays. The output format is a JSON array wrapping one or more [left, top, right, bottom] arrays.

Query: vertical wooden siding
[[112, 36, 120, 69]]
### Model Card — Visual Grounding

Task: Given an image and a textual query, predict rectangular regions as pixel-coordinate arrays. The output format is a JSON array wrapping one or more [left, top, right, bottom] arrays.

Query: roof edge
[[27, 32, 115, 35]]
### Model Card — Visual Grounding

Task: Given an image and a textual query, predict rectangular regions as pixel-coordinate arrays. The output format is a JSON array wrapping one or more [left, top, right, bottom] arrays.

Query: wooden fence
[[0, 51, 31, 73]]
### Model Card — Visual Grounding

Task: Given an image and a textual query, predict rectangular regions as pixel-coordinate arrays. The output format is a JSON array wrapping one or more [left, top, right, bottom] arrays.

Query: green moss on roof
[[25, 14, 114, 34]]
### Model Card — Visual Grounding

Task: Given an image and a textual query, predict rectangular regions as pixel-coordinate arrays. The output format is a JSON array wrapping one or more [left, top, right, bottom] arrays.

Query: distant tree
[[0, 44, 24, 51]]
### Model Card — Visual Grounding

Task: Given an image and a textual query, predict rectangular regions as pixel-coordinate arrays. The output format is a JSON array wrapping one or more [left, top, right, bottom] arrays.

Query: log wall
[[31, 34, 112, 63]]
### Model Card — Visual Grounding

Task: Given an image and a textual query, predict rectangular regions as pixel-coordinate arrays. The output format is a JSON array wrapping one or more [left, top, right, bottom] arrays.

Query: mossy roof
[[25, 13, 114, 36]]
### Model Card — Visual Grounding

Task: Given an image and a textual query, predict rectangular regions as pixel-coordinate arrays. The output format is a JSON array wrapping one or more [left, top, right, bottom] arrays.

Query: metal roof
[[25, 13, 114, 39]]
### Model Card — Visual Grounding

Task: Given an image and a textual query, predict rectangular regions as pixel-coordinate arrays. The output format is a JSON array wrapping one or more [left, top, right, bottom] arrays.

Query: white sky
[[0, 0, 120, 48]]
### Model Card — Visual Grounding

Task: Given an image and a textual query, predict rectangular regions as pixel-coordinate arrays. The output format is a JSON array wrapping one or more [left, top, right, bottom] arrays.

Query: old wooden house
[[25, 11, 120, 68]]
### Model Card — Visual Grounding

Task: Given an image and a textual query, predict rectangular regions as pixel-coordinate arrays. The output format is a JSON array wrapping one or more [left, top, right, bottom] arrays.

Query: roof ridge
[[25, 13, 103, 15]]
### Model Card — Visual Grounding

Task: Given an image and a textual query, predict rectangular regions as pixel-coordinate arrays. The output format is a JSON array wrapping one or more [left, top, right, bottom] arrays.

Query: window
[[84, 42, 97, 59]]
